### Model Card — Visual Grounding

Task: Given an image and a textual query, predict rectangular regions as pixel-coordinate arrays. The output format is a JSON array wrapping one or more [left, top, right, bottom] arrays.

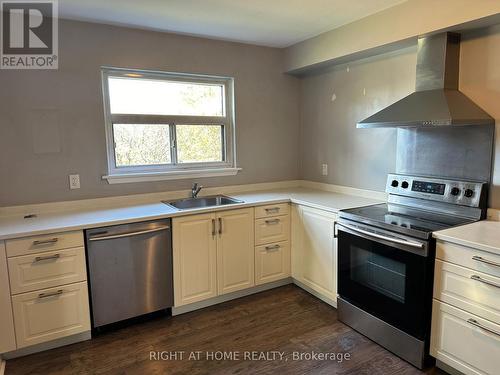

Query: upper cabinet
[[292, 205, 338, 305]]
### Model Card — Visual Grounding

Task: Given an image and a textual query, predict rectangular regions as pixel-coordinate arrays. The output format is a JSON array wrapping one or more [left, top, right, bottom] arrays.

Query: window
[[101, 67, 238, 183]]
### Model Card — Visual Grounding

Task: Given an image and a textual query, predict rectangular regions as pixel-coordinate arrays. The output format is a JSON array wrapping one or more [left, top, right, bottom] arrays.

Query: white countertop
[[0, 187, 382, 240], [433, 220, 500, 255]]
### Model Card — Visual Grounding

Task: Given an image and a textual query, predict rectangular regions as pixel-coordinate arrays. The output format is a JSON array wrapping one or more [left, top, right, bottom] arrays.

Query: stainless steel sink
[[163, 195, 244, 210]]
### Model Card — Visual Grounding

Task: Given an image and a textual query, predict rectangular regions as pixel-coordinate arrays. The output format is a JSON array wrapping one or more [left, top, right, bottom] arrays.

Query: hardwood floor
[[6, 285, 447, 375]]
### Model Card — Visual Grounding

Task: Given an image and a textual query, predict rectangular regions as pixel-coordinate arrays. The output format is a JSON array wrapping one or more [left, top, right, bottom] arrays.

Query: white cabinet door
[[173, 213, 218, 306], [217, 208, 255, 295], [431, 300, 500, 375], [12, 281, 90, 349], [255, 241, 290, 285], [292, 205, 337, 304], [0, 241, 16, 353]]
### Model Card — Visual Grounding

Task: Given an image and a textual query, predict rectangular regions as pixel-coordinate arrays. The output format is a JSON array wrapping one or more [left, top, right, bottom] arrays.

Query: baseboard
[[2, 331, 91, 360], [172, 278, 293, 315], [292, 279, 337, 308], [436, 359, 465, 375], [487, 207, 500, 221]]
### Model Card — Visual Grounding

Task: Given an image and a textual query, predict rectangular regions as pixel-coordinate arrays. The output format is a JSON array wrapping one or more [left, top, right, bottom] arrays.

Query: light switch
[[322, 164, 328, 176], [69, 174, 80, 189]]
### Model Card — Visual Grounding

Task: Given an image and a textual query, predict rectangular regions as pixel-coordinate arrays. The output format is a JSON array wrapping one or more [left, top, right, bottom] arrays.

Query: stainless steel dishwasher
[[85, 219, 173, 328]]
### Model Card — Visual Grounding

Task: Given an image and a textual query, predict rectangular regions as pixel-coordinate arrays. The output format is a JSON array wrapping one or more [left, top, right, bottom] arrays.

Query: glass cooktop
[[339, 203, 476, 238]]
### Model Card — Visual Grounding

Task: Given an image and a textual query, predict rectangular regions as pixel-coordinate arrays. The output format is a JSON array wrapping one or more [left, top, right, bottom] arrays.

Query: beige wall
[[0, 20, 300, 206], [285, 0, 500, 73], [460, 24, 500, 207], [299, 25, 500, 208], [299, 48, 416, 191]]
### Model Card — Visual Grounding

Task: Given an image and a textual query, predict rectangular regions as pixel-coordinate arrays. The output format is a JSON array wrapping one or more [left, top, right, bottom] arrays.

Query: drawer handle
[[265, 207, 280, 213], [265, 244, 280, 251], [33, 238, 59, 246], [38, 289, 64, 299], [472, 255, 500, 268], [34, 254, 60, 262], [470, 275, 500, 289], [467, 318, 500, 337], [265, 219, 281, 225]]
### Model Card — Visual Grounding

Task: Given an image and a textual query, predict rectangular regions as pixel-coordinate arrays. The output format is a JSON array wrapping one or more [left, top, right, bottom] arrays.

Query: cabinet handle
[[38, 289, 64, 299], [34, 254, 60, 262], [265, 244, 280, 251], [472, 255, 500, 268], [33, 238, 59, 246], [470, 275, 500, 289], [265, 207, 280, 213], [218, 218, 222, 235], [211, 219, 216, 237], [467, 318, 500, 337], [265, 219, 280, 225]]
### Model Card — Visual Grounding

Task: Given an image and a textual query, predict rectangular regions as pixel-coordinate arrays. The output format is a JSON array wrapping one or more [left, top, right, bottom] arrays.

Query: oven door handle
[[334, 222, 424, 249]]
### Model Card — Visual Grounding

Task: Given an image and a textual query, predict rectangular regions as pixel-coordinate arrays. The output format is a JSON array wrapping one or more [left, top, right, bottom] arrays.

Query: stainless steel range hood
[[357, 33, 494, 128]]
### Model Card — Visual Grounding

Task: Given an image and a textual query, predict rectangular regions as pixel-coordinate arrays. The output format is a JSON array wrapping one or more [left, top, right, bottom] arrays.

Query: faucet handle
[[192, 182, 198, 190]]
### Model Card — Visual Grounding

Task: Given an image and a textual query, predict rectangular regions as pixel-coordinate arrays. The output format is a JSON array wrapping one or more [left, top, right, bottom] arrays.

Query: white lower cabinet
[[255, 241, 290, 285], [291, 205, 337, 304], [172, 213, 218, 306], [12, 281, 91, 349], [0, 241, 17, 353], [217, 208, 255, 295], [431, 240, 500, 375], [431, 300, 500, 375], [173, 208, 255, 306]]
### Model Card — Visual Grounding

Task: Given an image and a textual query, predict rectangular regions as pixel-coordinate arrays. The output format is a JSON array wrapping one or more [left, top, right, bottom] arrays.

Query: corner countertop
[[0, 187, 383, 241], [433, 220, 500, 256]]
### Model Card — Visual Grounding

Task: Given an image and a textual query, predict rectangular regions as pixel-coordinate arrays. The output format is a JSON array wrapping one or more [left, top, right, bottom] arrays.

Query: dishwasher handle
[[88, 225, 170, 241]]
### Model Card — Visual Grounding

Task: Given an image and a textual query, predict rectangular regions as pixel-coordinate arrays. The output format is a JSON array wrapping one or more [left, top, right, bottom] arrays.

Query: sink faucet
[[191, 182, 203, 198]]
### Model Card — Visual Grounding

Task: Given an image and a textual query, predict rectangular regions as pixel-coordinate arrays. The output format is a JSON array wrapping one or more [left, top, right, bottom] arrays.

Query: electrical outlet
[[69, 174, 80, 189], [322, 164, 328, 176]]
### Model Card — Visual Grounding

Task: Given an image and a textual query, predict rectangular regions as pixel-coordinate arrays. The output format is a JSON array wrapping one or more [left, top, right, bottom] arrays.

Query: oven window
[[338, 230, 434, 339], [351, 246, 406, 303]]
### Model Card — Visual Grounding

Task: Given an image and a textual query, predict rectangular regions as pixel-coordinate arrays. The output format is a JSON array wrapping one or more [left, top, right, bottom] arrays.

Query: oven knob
[[391, 180, 399, 188], [450, 187, 460, 196], [401, 181, 409, 189], [464, 189, 474, 198]]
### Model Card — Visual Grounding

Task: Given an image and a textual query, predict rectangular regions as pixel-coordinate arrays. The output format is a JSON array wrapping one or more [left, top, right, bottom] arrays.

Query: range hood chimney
[[357, 32, 494, 128]]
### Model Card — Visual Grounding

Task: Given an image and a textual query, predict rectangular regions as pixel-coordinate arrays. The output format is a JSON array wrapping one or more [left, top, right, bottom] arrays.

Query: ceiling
[[58, 0, 407, 47]]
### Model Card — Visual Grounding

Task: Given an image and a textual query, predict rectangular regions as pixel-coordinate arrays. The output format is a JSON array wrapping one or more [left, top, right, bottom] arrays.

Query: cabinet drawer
[[255, 215, 290, 245], [6, 231, 84, 258], [8, 247, 87, 295], [431, 300, 500, 375], [436, 240, 500, 278], [255, 241, 290, 285], [12, 281, 91, 349], [434, 260, 500, 323], [255, 203, 289, 219]]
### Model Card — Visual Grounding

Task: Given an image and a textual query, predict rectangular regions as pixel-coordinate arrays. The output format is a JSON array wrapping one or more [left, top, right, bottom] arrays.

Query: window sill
[[102, 167, 241, 184]]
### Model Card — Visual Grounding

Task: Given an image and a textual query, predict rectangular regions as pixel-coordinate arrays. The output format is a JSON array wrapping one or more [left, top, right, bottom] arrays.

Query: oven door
[[336, 219, 434, 340]]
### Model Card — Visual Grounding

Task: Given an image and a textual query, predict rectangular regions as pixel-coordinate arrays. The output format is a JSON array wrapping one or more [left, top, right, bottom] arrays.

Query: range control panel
[[386, 174, 487, 208]]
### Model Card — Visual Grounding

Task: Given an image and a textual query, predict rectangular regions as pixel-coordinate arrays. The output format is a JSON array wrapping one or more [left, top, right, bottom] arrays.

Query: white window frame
[[101, 67, 239, 184]]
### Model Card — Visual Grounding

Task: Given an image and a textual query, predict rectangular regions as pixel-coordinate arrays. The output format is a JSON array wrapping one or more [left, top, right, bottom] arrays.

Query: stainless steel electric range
[[335, 173, 488, 369]]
